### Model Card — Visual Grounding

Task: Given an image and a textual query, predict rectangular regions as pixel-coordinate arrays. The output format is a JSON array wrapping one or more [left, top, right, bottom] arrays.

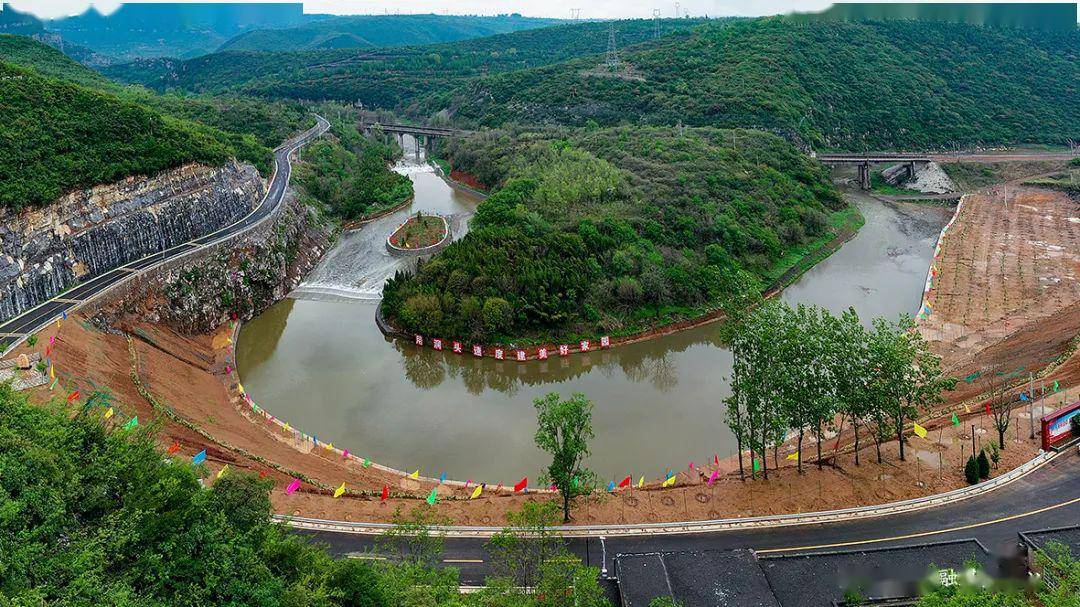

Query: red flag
[[513, 477, 528, 492], [985, 402, 992, 415], [259, 470, 268, 478], [714, 453, 720, 466], [166, 442, 180, 455], [381, 485, 389, 501], [67, 391, 79, 403], [618, 475, 631, 488]]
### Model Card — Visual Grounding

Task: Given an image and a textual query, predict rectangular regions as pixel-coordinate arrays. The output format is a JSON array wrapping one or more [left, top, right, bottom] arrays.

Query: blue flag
[[313, 435, 317, 445], [607, 481, 615, 492], [438, 472, 446, 483], [193, 450, 206, 465], [1020, 393, 1028, 401]]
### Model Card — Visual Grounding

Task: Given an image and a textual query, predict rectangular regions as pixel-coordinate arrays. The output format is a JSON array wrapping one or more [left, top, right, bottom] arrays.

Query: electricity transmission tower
[[570, 8, 581, 20], [653, 9, 662, 38], [605, 24, 620, 70]]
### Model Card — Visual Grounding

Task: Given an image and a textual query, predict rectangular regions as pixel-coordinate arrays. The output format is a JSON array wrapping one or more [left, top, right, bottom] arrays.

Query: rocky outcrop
[[96, 191, 333, 334], [0, 161, 263, 322]]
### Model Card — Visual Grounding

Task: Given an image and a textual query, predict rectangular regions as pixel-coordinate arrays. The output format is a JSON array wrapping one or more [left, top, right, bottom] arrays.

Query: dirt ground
[[918, 185, 1080, 406], [8, 177, 1076, 526], [12, 310, 1046, 526]]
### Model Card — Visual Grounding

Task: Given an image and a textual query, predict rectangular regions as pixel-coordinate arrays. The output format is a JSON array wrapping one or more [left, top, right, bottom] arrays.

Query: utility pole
[[605, 24, 620, 71]]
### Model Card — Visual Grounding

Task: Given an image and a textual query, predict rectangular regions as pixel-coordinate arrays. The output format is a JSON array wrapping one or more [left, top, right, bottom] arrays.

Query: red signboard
[[432, 338, 443, 351], [1041, 400, 1079, 451], [472, 344, 483, 357], [452, 341, 463, 354], [414, 334, 423, 346], [538, 347, 548, 360]]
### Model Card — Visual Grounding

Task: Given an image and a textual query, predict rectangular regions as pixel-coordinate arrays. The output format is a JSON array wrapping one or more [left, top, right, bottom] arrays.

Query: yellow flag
[[470, 485, 483, 499], [786, 452, 799, 461], [333, 482, 346, 498], [284, 422, 290, 431], [913, 422, 928, 439], [237, 383, 245, 394], [217, 465, 229, 479], [104, 407, 114, 419], [964, 404, 970, 413], [49, 364, 55, 379], [326, 442, 334, 451], [661, 475, 677, 488], [637, 476, 645, 489], [55, 318, 61, 329], [409, 470, 419, 479]]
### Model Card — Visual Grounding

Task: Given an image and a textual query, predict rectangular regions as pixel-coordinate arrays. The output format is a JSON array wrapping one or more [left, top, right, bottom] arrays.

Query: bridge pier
[[858, 162, 871, 190]]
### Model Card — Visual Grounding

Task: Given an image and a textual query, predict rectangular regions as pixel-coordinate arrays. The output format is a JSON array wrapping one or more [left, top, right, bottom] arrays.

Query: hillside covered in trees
[[429, 18, 1080, 150], [218, 13, 561, 52], [108, 17, 1079, 151], [381, 126, 849, 342], [0, 34, 313, 209], [103, 18, 709, 112]]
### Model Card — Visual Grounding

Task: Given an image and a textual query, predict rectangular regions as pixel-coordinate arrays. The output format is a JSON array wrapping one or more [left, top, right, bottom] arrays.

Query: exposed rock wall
[[0, 161, 263, 322], [90, 191, 333, 334]]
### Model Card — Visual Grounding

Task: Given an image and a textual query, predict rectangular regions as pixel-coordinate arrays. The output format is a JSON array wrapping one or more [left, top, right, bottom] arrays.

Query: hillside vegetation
[[219, 13, 561, 52], [0, 61, 274, 209], [381, 126, 848, 342], [104, 18, 710, 112], [295, 113, 413, 221], [108, 17, 1079, 151], [436, 18, 1080, 150], [0, 385, 608, 606], [0, 34, 310, 151]]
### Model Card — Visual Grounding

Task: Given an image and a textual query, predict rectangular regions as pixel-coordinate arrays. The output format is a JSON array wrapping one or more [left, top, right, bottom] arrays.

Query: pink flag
[[465, 479, 472, 488], [49, 335, 55, 345], [285, 478, 301, 495], [689, 461, 694, 469], [343, 449, 349, 459], [707, 469, 719, 486]]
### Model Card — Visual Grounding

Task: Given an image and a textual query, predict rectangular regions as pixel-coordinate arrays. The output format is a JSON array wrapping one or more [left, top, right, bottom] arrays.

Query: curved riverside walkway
[[0, 116, 330, 355]]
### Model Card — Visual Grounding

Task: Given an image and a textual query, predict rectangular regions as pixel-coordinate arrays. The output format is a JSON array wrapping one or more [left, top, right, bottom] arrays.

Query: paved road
[[300, 451, 1078, 585], [0, 116, 330, 354]]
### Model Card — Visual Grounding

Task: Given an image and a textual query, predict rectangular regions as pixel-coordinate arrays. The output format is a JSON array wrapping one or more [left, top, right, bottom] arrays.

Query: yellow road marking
[[756, 496, 1080, 554], [444, 559, 484, 564]]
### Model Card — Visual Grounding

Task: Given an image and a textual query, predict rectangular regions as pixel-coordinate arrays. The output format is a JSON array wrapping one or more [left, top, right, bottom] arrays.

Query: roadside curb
[[275, 448, 1062, 538]]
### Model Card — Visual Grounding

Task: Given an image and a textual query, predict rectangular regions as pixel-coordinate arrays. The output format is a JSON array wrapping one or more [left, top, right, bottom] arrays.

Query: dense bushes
[[439, 19, 1080, 150], [382, 126, 847, 342], [294, 117, 412, 220], [0, 386, 609, 606], [0, 61, 272, 209]]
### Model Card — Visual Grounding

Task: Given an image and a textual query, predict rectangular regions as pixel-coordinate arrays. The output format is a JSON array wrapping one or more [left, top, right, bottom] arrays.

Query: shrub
[[964, 455, 980, 485], [482, 297, 512, 334], [977, 450, 991, 479]]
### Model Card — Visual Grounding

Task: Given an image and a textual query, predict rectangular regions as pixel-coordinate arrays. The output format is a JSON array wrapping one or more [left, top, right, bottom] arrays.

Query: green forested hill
[[381, 126, 850, 341], [103, 18, 711, 111], [109, 17, 1079, 151], [0, 60, 270, 209], [435, 18, 1080, 150], [218, 13, 561, 52]]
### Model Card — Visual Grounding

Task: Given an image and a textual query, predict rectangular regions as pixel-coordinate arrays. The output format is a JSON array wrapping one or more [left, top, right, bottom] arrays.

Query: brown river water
[[237, 147, 952, 484]]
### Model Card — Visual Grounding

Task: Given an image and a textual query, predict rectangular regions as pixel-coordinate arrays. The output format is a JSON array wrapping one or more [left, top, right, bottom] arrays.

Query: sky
[[11, 0, 839, 20]]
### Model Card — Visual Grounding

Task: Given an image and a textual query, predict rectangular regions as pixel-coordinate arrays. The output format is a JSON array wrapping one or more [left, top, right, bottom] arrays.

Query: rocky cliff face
[[0, 161, 263, 322], [100, 191, 333, 334]]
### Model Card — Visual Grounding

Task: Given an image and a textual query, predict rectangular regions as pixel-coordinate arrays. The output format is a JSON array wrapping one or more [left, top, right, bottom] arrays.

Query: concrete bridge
[[815, 153, 933, 189], [360, 119, 473, 159]]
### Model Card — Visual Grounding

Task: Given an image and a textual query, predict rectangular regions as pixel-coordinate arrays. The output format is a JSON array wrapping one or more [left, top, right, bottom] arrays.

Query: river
[[237, 143, 952, 483]]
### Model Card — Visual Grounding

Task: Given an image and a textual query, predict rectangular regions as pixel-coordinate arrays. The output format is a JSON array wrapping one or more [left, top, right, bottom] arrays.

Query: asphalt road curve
[[300, 451, 1079, 586], [0, 116, 330, 354]]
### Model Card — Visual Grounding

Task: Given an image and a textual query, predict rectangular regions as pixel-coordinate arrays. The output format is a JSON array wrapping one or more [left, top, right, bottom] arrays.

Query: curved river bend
[[238, 148, 952, 483]]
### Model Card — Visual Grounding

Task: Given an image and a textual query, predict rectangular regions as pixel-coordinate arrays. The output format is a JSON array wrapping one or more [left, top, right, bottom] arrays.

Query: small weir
[[239, 149, 953, 483]]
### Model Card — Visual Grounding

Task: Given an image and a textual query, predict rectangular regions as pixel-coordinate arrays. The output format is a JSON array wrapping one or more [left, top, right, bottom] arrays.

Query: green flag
[[1052, 380, 1059, 392], [752, 459, 760, 472], [363, 458, 371, 467], [122, 416, 138, 430], [426, 488, 437, 505], [951, 413, 960, 426]]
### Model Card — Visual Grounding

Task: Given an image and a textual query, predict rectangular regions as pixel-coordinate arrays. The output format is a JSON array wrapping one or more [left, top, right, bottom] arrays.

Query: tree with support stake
[[981, 364, 1014, 450]]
